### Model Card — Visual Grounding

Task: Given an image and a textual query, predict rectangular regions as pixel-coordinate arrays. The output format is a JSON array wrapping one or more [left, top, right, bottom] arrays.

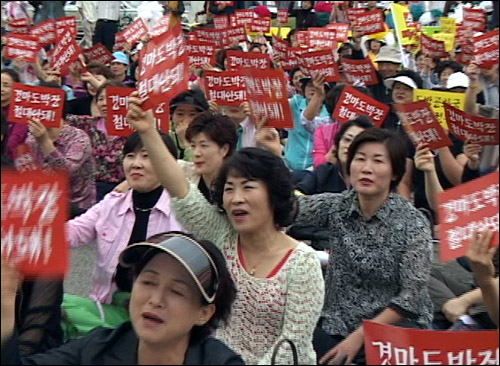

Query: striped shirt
[[97, 2, 120, 21]]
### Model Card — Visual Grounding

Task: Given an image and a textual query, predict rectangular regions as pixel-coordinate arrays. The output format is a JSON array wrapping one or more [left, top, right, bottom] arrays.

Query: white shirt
[[77, 1, 98, 23], [96, 2, 121, 21]]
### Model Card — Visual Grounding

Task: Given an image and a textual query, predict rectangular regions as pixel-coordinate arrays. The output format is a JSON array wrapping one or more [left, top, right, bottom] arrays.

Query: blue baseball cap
[[112, 51, 130, 66]]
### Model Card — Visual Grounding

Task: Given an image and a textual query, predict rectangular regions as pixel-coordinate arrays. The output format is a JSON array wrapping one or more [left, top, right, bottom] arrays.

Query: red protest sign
[[326, 23, 350, 41], [333, 86, 389, 127], [421, 33, 447, 59], [114, 33, 128, 52], [278, 9, 288, 24], [214, 15, 229, 29], [395, 101, 453, 151], [296, 31, 309, 46], [8, 17, 30, 34], [194, 28, 221, 47], [307, 28, 338, 49], [445, 104, 499, 146], [341, 57, 379, 86], [31, 19, 56, 48], [226, 50, 272, 70], [221, 25, 248, 47], [347, 8, 366, 24], [244, 69, 293, 129], [51, 31, 83, 77], [364, 320, 499, 365], [150, 15, 171, 38], [138, 24, 189, 111], [83, 44, 114, 65], [118, 17, 149, 46], [187, 40, 216, 68], [355, 10, 386, 35], [282, 47, 309, 70], [297, 49, 340, 83], [8, 83, 65, 127], [473, 30, 499, 69], [5, 34, 40, 63], [106, 87, 135, 137], [272, 36, 289, 60], [205, 70, 246, 107], [235, 9, 255, 28], [463, 8, 487, 33], [250, 17, 271, 33], [1, 170, 69, 276], [438, 172, 499, 262], [56, 16, 78, 37]]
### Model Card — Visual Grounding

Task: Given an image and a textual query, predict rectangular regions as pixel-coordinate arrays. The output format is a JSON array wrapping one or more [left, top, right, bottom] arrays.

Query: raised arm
[[302, 75, 326, 125], [127, 93, 190, 199], [414, 144, 443, 212]]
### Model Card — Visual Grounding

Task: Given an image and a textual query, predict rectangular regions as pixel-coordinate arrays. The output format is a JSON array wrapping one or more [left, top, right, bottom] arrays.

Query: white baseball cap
[[384, 76, 418, 90], [447, 72, 470, 90]]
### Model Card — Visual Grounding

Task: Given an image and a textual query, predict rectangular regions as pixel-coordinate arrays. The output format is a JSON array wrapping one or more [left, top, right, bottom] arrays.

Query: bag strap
[[271, 339, 299, 365]]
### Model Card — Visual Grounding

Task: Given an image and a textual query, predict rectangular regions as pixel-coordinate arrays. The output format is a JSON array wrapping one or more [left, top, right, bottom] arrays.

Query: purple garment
[[16, 125, 97, 210], [3, 105, 29, 160], [64, 76, 88, 99]]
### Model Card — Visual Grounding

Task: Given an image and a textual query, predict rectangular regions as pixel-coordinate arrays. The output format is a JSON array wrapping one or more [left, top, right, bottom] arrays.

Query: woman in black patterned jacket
[[294, 128, 434, 365]]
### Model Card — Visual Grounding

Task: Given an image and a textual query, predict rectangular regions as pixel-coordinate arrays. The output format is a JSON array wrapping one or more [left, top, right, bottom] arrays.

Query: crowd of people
[[1, 1, 499, 365]]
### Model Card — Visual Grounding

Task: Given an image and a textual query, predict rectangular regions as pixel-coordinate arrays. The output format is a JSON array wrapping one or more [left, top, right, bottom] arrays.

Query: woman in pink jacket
[[67, 131, 184, 303]]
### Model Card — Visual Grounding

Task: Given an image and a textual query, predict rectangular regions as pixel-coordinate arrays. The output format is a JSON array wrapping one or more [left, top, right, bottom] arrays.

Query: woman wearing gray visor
[[1, 233, 243, 365]]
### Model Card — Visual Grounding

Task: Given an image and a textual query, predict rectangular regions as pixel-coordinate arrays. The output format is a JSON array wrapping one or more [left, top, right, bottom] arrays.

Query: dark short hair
[[133, 231, 236, 341], [215, 46, 243, 70], [334, 115, 374, 159], [213, 148, 297, 228], [325, 83, 372, 115], [38, 81, 69, 120], [415, 51, 440, 68], [286, 29, 297, 43], [95, 80, 127, 101], [186, 111, 238, 157], [436, 61, 463, 79], [1, 110, 8, 156], [170, 89, 209, 114], [346, 128, 408, 191], [1, 69, 20, 83], [124, 131, 178, 159], [87, 63, 115, 80]]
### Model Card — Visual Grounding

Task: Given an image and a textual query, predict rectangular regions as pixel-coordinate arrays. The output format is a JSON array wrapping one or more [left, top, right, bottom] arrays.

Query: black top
[[15, 280, 64, 356], [198, 177, 213, 203], [115, 186, 164, 292], [296, 163, 348, 195], [67, 96, 93, 116], [2, 322, 245, 365], [288, 1, 319, 30]]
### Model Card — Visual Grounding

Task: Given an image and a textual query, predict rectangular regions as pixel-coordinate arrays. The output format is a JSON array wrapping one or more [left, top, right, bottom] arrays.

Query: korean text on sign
[[244, 70, 293, 129], [83, 44, 114, 65], [355, 10, 386, 35], [421, 34, 447, 59], [5, 34, 40, 63], [119, 17, 149, 46], [473, 30, 499, 69], [138, 24, 189, 110], [364, 321, 499, 366], [445, 103, 499, 146], [106, 87, 135, 137], [438, 172, 499, 262], [51, 31, 82, 77], [333, 86, 390, 127], [297, 49, 340, 83], [8, 83, 65, 128], [31, 19, 56, 48], [205, 70, 247, 107], [395, 100, 453, 151], [307, 28, 338, 49], [226, 50, 272, 70], [1, 170, 69, 276], [187, 40, 216, 68], [341, 58, 379, 87], [414, 89, 466, 130], [326, 23, 350, 41]]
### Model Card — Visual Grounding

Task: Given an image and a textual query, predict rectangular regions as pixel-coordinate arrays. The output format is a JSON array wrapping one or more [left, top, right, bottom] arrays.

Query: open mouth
[[142, 312, 165, 325], [231, 209, 249, 220]]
